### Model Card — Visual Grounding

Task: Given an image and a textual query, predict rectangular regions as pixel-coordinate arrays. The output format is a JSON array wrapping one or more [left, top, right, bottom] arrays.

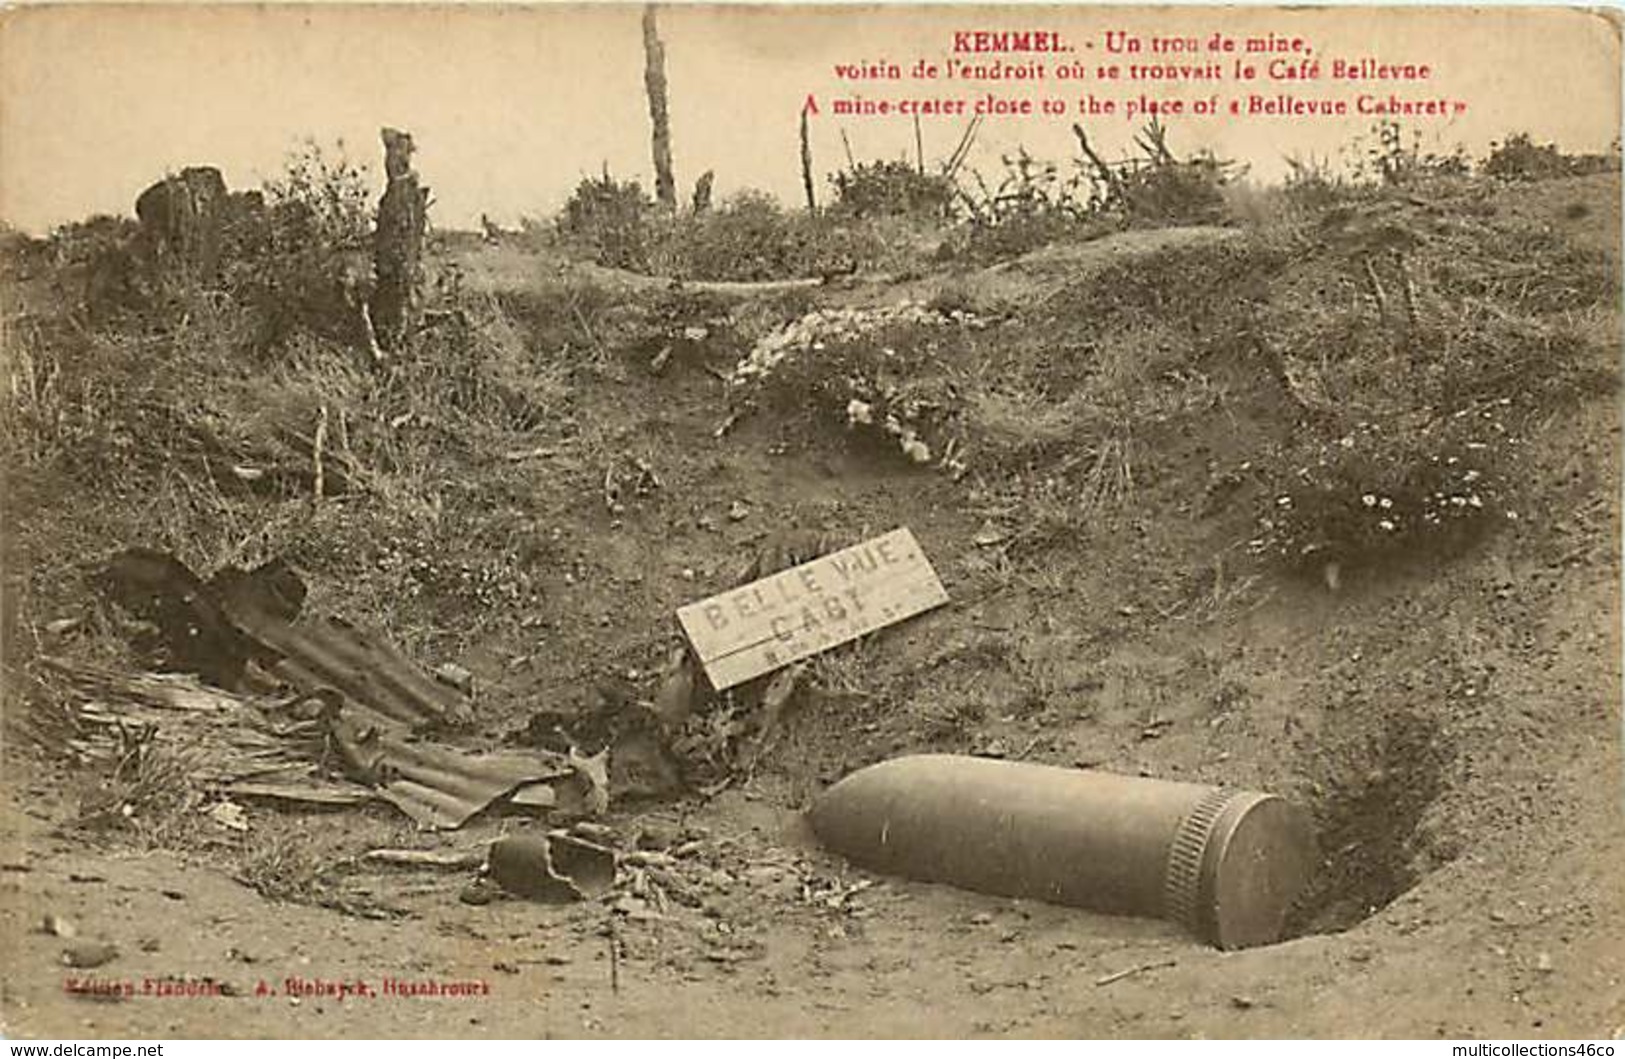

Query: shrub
[[554, 180, 887, 283], [961, 150, 1091, 226], [1117, 155, 1229, 225], [266, 139, 373, 249], [557, 170, 655, 272], [224, 140, 377, 351], [1281, 153, 1349, 210], [831, 160, 954, 220], [1482, 133, 1570, 181], [943, 126, 1238, 263], [1345, 121, 1469, 187], [941, 151, 1097, 262], [1242, 196, 1615, 583], [665, 191, 810, 281], [63, 217, 150, 320], [1251, 409, 1521, 579], [1084, 122, 1240, 226], [1482, 132, 1621, 181], [48, 215, 142, 267]]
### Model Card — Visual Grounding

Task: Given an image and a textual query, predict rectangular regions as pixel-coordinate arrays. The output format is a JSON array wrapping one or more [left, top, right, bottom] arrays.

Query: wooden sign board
[[676, 527, 949, 690]]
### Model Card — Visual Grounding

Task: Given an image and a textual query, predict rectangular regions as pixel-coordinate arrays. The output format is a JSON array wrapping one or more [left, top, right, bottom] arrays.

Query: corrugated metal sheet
[[87, 550, 596, 829], [326, 707, 574, 828], [99, 548, 473, 731], [58, 654, 587, 830], [256, 616, 473, 731]]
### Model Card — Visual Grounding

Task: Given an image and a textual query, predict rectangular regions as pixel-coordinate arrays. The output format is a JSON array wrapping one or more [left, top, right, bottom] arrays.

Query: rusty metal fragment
[[487, 832, 617, 902], [255, 615, 474, 731], [325, 707, 575, 829], [52, 655, 586, 829]]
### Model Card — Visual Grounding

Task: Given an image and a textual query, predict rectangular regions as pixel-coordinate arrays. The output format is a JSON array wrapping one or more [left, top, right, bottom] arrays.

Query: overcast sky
[[0, 4, 1618, 233]]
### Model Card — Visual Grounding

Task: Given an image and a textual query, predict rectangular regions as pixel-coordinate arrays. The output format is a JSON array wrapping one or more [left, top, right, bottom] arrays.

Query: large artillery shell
[[808, 754, 1314, 950]]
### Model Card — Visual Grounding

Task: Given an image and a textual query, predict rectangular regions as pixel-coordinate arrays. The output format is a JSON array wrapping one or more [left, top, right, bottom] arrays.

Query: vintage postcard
[[0, 2, 1620, 1041]]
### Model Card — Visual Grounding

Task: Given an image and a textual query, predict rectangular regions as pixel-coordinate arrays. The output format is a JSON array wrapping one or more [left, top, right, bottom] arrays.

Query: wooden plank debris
[[1094, 959, 1177, 987], [676, 527, 948, 690], [362, 848, 485, 870]]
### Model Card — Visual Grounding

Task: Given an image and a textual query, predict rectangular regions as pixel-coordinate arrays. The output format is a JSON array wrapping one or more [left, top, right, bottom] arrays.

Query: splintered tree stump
[[691, 170, 714, 214], [371, 127, 427, 353], [134, 166, 229, 278]]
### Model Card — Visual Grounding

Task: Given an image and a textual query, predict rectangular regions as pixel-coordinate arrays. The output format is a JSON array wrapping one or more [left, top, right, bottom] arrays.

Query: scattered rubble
[[61, 942, 120, 970], [206, 801, 250, 832], [40, 914, 78, 939]]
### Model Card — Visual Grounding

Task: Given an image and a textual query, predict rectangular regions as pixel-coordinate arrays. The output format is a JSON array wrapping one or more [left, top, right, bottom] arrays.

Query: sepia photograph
[[0, 1, 1620, 1041]]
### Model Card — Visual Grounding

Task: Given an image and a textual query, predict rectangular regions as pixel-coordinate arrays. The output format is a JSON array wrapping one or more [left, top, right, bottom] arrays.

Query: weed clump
[[1344, 120, 1470, 187], [655, 191, 876, 283], [1250, 411, 1521, 580], [942, 124, 1239, 264], [557, 175, 891, 282], [558, 170, 657, 272], [1240, 193, 1617, 582], [941, 149, 1097, 263], [229, 140, 376, 350]]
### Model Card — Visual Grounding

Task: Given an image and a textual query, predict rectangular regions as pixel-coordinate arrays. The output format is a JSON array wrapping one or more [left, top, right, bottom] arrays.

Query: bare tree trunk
[[914, 114, 925, 175], [800, 105, 817, 214], [372, 127, 427, 354], [642, 5, 676, 210]]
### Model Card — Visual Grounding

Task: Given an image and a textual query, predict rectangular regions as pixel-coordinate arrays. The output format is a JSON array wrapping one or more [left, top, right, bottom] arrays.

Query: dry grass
[[232, 814, 332, 904], [2, 237, 593, 670], [70, 725, 209, 847], [232, 809, 424, 916], [964, 390, 1076, 462], [1074, 433, 1137, 515], [805, 637, 878, 698]]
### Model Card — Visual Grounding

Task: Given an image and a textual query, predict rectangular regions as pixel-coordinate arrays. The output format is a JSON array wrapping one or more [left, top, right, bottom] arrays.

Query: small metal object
[[487, 832, 616, 903], [808, 754, 1314, 950]]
